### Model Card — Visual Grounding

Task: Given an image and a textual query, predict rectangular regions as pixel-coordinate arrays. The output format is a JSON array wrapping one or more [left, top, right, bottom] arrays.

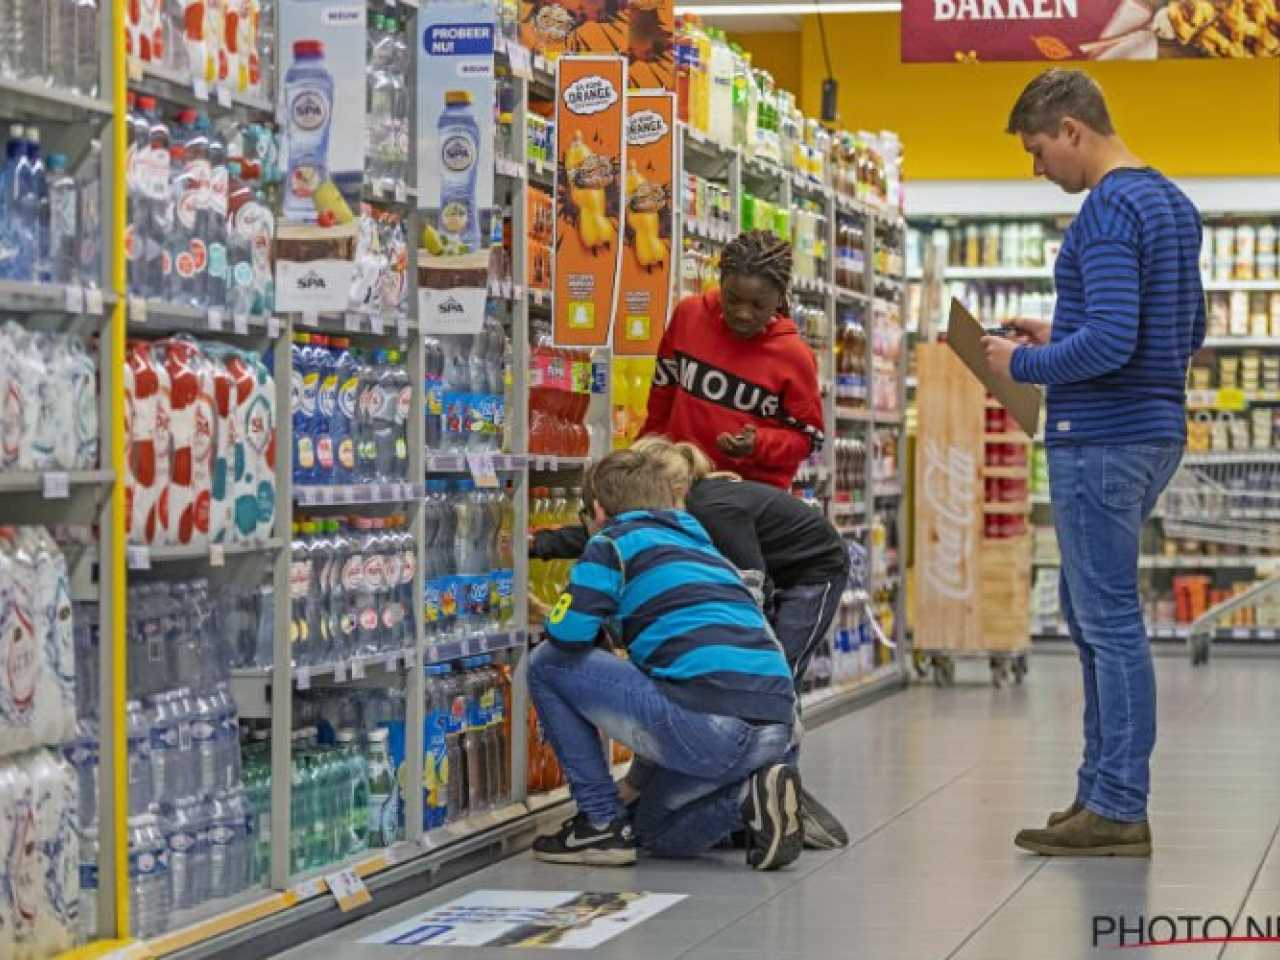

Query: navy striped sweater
[[543, 509, 795, 724], [1010, 168, 1205, 446]]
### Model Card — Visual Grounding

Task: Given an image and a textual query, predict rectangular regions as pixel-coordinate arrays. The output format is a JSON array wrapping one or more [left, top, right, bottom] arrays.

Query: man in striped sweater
[[528, 449, 803, 871], [983, 70, 1205, 857]]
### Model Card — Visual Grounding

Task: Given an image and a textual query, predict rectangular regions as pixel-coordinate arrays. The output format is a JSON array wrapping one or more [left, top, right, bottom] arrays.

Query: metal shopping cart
[[1161, 452, 1280, 665]]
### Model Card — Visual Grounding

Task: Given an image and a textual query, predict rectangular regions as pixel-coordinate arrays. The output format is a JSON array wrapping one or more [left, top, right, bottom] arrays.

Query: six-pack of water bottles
[[423, 480, 515, 641], [0, 527, 82, 957], [126, 336, 277, 547], [424, 311, 513, 455], [0, 323, 98, 474]]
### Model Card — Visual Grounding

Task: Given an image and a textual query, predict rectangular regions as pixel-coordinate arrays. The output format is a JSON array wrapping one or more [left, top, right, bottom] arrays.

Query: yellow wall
[[728, 30, 803, 101], [775, 13, 1280, 180]]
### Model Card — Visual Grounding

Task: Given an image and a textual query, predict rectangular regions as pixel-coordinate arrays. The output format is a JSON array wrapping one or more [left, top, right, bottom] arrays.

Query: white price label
[[209, 544, 225, 567], [332, 660, 348, 683], [292, 878, 324, 901], [509, 44, 533, 80], [42, 472, 70, 500], [345, 311, 363, 332], [85, 288, 104, 315], [129, 295, 147, 322], [216, 85, 233, 108], [396, 315, 409, 339], [370, 314, 385, 335], [351, 658, 366, 680], [126, 545, 151, 570], [126, 57, 143, 82], [395, 181, 407, 203], [207, 306, 224, 331], [325, 868, 371, 912], [64, 285, 84, 314], [233, 311, 250, 334], [295, 667, 310, 691], [371, 180, 385, 199], [192, 78, 210, 101], [267, 315, 282, 338], [466, 452, 499, 489], [301, 310, 319, 327], [402, 647, 416, 667]]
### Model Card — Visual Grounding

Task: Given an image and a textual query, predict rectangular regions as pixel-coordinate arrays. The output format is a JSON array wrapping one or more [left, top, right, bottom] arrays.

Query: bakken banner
[[553, 56, 627, 347], [613, 90, 675, 355], [520, 0, 674, 87], [901, 0, 1280, 61]]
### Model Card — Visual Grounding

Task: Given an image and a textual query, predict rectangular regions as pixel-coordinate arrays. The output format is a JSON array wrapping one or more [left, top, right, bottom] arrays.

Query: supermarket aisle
[[273, 653, 1280, 960]]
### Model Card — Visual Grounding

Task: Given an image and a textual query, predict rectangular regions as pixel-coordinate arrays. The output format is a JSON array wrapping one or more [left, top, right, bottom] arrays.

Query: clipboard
[[946, 298, 1042, 437]]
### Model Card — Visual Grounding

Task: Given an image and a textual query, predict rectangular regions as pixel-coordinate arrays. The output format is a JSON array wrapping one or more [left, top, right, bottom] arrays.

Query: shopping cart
[[1161, 454, 1280, 665]]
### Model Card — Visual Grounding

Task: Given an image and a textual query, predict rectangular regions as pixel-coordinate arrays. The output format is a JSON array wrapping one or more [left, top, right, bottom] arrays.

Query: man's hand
[[982, 334, 1018, 381], [1007, 317, 1051, 346], [529, 595, 551, 624], [717, 423, 756, 459]]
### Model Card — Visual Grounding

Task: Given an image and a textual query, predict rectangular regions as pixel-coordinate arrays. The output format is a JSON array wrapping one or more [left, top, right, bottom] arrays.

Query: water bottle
[[11, 126, 41, 282], [291, 334, 313, 484], [366, 727, 395, 847], [337, 728, 369, 854], [46, 153, 77, 284], [440, 665, 466, 822], [140, 99, 172, 299], [424, 337, 444, 451], [305, 520, 332, 664], [227, 787, 253, 892], [288, 730, 308, 873], [389, 349, 410, 480], [314, 336, 337, 484], [49, 0, 74, 90], [366, 17, 395, 192], [206, 791, 237, 899], [215, 681, 242, 791], [171, 686, 196, 798], [164, 795, 204, 914], [436, 90, 481, 250], [283, 39, 334, 222], [124, 95, 147, 294], [146, 690, 180, 805], [0, 125, 25, 279], [19, 0, 45, 83], [72, 0, 98, 96], [331, 339, 358, 484], [206, 120, 228, 310], [171, 111, 209, 307], [77, 139, 102, 287], [78, 825, 99, 941], [353, 350, 378, 482], [369, 349, 400, 482], [192, 687, 220, 796], [126, 699, 153, 815], [128, 813, 171, 939]]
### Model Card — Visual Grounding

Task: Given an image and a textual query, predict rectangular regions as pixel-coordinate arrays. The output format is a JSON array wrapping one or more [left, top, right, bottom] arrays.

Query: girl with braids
[[640, 230, 825, 490]]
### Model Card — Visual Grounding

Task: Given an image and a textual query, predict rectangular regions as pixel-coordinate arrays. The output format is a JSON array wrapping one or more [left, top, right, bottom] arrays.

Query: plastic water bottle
[[19, 0, 45, 83], [389, 349, 410, 480], [206, 120, 228, 310], [436, 90, 481, 250], [440, 665, 466, 821], [366, 17, 396, 192], [78, 825, 99, 941], [336, 728, 369, 854], [72, 0, 98, 96], [291, 334, 315, 484], [126, 699, 153, 815], [314, 336, 337, 484], [330, 339, 358, 484], [164, 795, 205, 914], [191, 687, 220, 796], [424, 336, 444, 451], [366, 727, 395, 847], [372, 349, 401, 481], [206, 791, 237, 898], [77, 139, 102, 287], [46, 153, 77, 284], [11, 126, 40, 282], [171, 109, 209, 307], [283, 39, 334, 222], [0, 126, 26, 280], [140, 99, 172, 298], [48, 0, 73, 90], [128, 813, 171, 939]]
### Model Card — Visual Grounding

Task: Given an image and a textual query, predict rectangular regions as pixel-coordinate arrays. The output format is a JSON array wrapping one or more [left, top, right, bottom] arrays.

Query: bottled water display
[[125, 337, 277, 547], [0, 0, 99, 95], [123, 0, 268, 100], [0, 527, 83, 957], [291, 337, 410, 487], [116, 576, 262, 936], [0, 323, 98, 474], [423, 479, 515, 641], [425, 309, 511, 454], [350, 205, 409, 327], [366, 15, 409, 195], [423, 657, 511, 828]]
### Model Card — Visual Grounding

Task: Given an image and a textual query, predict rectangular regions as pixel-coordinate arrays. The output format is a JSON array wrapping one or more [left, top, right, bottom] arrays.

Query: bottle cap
[[293, 39, 325, 59], [445, 90, 473, 106]]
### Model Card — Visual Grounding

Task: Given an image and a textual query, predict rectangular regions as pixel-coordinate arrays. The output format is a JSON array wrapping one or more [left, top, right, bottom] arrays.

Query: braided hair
[[720, 229, 793, 317]]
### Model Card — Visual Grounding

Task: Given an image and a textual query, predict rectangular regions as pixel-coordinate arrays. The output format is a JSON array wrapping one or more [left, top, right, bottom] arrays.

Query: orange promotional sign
[[520, 0, 674, 89], [613, 90, 674, 355], [553, 55, 627, 347]]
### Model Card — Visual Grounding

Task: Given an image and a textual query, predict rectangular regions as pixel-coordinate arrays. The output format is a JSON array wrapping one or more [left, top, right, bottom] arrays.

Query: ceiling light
[[674, 2, 902, 13]]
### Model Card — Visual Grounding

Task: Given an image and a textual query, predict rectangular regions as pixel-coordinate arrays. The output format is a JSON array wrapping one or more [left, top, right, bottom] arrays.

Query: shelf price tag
[[351, 658, 366, 680], [126, 545, 151, 570], [332, 660, 348, 683], [233, 311, 250, 335], [325, 868, 371, 912], [301, 310, 319, 327], [345, 311, 363, 332], [291, 878, 324, 901], [395, 181, 407, 204], [64, 285, 84, 314], [193, 78, 210, 101], [370, 314, 385, 335], [85, 288, 104, 315], [42, 472, 70, 500], [127, 57, 144, 82], [396, 315, 409, 339], [466, 453, 499, 489], [509, 44, 533, 80], [209, 544, 225, 568], [129, 296, 148, 323], [267, 315, 282, 339], [216, 85, 233, 108], [295, 667, 311, 691], [207, 306, 225, 331]]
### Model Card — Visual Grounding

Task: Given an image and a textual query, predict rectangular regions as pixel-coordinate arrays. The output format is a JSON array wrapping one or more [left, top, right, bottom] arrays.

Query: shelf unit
[[11, 22, 914, 960]]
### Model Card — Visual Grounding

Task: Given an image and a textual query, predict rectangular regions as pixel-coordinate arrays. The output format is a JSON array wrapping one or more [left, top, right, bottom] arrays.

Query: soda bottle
[[205, 118, 228, 310], [314, 336, 338, 484], [389, 349, 410, 479], [424, 336, 444, 451], [333, 518, 360, 660], [292, 333, 317, 485], [140, 103, 173, 298], [331, 339, 358, 484], [461, 659, 487, 812], [440, 664, 466, 821]]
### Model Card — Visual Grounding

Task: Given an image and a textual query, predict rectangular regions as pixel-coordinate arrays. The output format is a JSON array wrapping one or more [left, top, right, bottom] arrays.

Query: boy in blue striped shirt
[[528, 449, 803, 870], [983, 70, 1204, 858]]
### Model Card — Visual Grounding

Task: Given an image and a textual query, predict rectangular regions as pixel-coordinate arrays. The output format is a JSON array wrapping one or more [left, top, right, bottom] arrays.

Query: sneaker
[[532, 813, 637, 866], [741, 763, 803, 871], [800, 787, 849, 850]]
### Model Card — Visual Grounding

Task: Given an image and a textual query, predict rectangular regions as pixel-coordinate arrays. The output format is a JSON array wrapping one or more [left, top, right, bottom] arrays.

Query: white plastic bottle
[[72, 0, 99, 96], [46, 154, 78, 285]]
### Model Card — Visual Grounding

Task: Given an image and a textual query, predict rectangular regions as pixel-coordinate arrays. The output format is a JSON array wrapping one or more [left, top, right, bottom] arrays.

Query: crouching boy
[[529, 449, 802, 871]]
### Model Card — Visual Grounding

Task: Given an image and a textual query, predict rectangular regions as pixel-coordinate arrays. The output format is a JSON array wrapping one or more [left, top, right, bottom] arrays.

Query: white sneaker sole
[[533, 847, 638, 867], [750, 765, 802, 871]]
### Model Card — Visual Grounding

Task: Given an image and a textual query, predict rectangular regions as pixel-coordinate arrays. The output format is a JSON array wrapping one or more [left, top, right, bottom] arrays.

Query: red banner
[[901, 0, 1280, 61], [553, 56, 627, 347], [613, 90, 675, 355]]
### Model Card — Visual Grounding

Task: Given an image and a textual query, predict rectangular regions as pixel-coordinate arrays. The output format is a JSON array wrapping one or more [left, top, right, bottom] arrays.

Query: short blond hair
[[631, 436, 738, 497], [582, 449, 677, 517]]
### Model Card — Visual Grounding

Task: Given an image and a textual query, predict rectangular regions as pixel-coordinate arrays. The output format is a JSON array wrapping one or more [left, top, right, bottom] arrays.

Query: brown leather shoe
[[1046, 800, 1083, 828], [1015, 808, 1152, 857]]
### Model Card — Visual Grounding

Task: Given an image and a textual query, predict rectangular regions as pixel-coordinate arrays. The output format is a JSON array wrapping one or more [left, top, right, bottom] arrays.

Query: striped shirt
[[544, 509, 795, 724], [1010, 167, 1205, 446]]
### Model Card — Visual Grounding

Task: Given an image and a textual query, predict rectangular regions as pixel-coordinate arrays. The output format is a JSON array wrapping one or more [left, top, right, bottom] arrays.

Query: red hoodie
[[640, 290, 825, 489]]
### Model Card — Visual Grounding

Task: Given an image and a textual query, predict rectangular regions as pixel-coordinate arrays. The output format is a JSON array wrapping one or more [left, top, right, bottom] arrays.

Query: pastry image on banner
[[900, 0, 1280, 61], [416, 0, 497, 335], [613, 90, 674, 355], [553, 55, 627, 347], [520, 0, 674, 88]]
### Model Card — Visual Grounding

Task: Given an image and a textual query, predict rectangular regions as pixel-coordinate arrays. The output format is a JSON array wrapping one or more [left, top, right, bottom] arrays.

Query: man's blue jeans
[[527, 642, 792, 856], [1047, 441, 1182, 822]]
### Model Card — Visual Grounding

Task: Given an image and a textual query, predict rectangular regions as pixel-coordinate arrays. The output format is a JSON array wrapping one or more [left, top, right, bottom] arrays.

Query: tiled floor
[[273, 651, 1280, 960]]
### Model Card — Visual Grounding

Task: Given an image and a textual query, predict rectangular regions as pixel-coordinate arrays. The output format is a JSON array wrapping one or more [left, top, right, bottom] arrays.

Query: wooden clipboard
[[946, 298, 1042, 437]]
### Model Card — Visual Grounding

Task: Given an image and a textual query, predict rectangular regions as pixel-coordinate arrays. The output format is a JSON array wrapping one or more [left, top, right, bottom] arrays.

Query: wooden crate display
[[913, 343, 1031, 654]]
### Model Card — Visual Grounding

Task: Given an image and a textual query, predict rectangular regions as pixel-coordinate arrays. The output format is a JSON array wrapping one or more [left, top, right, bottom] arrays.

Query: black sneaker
[[801, 787, 849, 850], [741, 763, 803, 870], [532, 812, 637, 866]]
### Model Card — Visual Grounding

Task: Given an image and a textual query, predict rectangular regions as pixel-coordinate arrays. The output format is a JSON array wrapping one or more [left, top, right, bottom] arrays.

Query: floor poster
[[361, 889, 687, 949]]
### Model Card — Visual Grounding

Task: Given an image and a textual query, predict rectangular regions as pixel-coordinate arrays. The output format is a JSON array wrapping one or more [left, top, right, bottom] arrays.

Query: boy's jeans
[[1047, 441, 1182, 822], [528, 642, 792, 856]]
